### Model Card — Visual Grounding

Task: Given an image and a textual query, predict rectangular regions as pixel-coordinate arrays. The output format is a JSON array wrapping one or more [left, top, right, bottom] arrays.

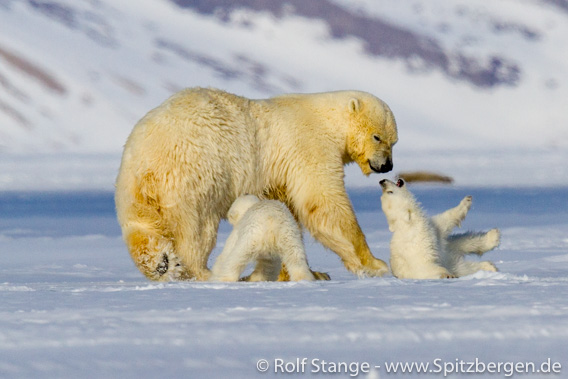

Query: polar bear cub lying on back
[[379, 179, 500, 279], [210, 195, 315, 282]]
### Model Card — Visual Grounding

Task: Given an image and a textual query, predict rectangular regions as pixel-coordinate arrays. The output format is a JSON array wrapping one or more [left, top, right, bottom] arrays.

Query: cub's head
[[379, 179, 418, 232], [346, 93, 398, 176], [227, 194, 260, 225]]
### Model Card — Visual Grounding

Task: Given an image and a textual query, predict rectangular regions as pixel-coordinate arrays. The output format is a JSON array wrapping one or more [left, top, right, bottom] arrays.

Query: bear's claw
[[312, 271, 331, 281]]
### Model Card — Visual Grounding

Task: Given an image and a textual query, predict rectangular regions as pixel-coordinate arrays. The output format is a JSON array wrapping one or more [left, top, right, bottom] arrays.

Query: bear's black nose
[[379, 179, 387, 187], [379, 158, 393, 173]]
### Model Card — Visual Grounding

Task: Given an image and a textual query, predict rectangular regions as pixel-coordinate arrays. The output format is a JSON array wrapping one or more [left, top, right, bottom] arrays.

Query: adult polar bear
[[115, 87, 398, 281]]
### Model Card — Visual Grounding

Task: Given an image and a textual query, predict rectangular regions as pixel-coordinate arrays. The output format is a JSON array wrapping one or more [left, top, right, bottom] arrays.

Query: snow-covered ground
[[1, 185, 567, 378]]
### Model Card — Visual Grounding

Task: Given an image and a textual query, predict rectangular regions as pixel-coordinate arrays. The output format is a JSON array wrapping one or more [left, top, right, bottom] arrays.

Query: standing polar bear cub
[[380, 179, 500, 279], [115, 87, 397, 281], [211, 195, 315, 282]]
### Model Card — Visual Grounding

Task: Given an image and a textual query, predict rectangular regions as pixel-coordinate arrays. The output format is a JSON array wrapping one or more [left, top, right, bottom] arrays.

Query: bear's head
[[379, 179, 419, 232], [346, 94, 398, 176], [227, 194, 261, 225]]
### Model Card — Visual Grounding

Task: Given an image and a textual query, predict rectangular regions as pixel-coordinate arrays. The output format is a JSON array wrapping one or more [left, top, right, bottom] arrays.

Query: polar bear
[[115, 87, 398, 281], [210, 195, 315, 282], [379, 179, 500, 279]]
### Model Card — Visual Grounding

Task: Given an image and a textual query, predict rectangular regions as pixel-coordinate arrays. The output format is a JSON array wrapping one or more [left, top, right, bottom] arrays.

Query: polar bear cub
[[210, 195, 315, 282], [379, 179, 500, 279]]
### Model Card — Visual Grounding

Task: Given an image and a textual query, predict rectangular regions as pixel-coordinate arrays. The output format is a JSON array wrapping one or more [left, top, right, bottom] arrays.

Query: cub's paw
[[485, 228, 501, 250], [479, 261, 498, 272], [458, 195, 473, 219]]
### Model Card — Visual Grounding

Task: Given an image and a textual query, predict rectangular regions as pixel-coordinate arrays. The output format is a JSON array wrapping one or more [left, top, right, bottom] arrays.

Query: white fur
[[115, 87, 398, 281], [380, 179, 500, 279], [210, 195, 315, 282]]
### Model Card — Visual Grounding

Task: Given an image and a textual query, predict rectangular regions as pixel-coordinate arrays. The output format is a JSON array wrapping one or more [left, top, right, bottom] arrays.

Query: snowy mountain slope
[[0, 0, 567, 157]]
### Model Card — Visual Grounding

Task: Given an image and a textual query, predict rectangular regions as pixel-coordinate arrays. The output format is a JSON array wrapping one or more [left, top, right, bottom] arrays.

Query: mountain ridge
[[0, 0, 566, 153]]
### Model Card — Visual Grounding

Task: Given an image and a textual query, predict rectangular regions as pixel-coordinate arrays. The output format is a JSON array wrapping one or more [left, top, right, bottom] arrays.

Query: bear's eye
[[373, 135, 381, 143], [387, 191, 393, 194]]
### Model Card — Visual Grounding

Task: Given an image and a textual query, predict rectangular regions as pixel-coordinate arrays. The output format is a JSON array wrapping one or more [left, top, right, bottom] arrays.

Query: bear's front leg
[[348, 227, 389, 277], [298, 191, 388, 278]]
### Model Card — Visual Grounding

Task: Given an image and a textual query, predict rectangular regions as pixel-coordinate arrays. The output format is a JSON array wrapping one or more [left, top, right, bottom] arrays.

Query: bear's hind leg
[[447, 229, 500, 276], [432, 196, 472, 238], [453, 259, 498, 277], [269, 222, 315, 281], [243, 255, 282, 282], [123, 225, 187, 281], [278, 241, 315, 282], [210, 234, 256, 282], [447, 228, 501, 256]]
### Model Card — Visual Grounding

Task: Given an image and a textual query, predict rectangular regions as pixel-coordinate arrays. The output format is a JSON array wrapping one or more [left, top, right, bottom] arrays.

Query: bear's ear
[[348, 98, 360, 113]]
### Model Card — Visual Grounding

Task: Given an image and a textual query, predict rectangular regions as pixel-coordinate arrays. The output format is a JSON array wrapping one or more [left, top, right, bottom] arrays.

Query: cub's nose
[[379, 179, 388, 188]]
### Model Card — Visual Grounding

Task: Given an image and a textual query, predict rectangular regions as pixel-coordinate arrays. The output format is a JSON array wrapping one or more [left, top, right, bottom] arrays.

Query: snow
[[1, 186, 567, 378]]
